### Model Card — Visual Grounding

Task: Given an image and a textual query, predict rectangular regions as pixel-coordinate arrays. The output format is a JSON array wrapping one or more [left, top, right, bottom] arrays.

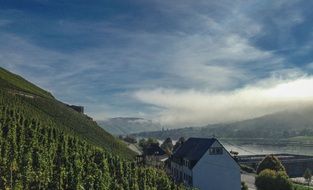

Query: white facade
[[171, 140, 241, 190]]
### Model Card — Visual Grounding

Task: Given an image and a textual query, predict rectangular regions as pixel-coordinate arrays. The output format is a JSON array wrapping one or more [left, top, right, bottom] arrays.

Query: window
[[183, 159, 189, 167], [209, 147, 223, 155], [188, 175, 193, 186]]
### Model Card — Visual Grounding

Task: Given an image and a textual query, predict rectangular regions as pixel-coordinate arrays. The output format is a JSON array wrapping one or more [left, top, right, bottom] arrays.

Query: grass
[[294, 183, 312, 190], [288, 136, 313, 143], [0, 67, 54, 99]]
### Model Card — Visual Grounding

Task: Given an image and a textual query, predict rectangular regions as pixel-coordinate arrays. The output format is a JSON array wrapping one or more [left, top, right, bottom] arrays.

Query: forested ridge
[[137, 107, 313, 140], [0, 67, 183, 190]]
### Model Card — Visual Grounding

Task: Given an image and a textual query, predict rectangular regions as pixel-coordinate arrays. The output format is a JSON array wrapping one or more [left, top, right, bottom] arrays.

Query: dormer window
[[209, 147, 223, 155]]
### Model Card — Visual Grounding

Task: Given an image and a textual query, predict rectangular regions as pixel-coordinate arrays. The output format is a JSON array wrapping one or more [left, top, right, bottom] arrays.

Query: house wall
[[171, 161, 192, 185], [192, 141, 241, 190]]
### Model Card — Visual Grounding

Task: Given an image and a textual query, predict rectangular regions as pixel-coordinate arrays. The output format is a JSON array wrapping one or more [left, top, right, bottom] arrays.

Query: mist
[[134, 76, 313, 127]]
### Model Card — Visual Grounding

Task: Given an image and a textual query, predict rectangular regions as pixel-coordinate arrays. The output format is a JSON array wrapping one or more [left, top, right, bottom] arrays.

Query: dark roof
[[144, 143, 166, 156], [172, 138, 216, 161]]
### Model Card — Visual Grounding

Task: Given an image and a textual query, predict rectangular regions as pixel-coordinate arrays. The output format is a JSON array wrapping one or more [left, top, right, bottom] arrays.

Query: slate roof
[[171, 138, 217, 168], [144, 143, 166, 156]]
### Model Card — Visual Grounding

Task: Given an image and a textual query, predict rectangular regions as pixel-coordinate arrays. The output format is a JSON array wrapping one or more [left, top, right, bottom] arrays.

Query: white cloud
[[134, 76, 313, 127], [1, 0, 311, 124]]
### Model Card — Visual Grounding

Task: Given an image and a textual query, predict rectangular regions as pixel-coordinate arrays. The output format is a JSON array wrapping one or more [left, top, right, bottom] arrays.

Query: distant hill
[[98, 117, 162, 135], [136, 107, 313, 140]]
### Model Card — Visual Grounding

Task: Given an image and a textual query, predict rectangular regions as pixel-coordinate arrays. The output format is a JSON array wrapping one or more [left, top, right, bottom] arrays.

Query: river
[[219, 141, 313, 156], [157, 139, 313, 156]]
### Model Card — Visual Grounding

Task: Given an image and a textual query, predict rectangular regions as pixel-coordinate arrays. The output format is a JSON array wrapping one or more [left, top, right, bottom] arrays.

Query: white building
[[170, 138, 241, 190]]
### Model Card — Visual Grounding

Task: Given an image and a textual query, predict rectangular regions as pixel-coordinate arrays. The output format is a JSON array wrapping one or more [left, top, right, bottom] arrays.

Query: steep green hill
[[0, 90, 177, 189], [0, 68, 54, 99], [0, 67, 134, 158], [0, 67, 181, 189]]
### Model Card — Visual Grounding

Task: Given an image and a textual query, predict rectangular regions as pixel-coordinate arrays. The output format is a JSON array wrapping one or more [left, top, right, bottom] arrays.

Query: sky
[[1, 0, 313, 127]]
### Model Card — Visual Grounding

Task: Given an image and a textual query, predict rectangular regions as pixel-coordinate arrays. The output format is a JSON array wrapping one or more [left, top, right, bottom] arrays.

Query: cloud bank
[[134, 76, 313, 127]]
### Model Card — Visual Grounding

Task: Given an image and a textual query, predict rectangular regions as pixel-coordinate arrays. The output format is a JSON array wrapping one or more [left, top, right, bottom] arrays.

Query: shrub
[[256, 155, 286, 174], [255, 169, 292, 190]]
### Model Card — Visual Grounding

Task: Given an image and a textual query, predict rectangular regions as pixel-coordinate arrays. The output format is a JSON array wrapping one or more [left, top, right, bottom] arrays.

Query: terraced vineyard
[[0, 67, 183, 190], [0, 67, 134, 159]]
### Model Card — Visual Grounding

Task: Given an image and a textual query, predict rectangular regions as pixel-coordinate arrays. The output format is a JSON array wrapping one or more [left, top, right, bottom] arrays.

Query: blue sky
[[1, 0, 313, 127]]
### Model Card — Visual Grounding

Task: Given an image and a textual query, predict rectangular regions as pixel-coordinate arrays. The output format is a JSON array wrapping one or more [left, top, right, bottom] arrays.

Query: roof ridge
[[172, 137, 217, 161]]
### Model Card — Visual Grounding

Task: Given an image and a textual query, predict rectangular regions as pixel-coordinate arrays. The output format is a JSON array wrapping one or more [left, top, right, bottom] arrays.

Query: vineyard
[[0, 92, 180, 189], [0, 67, 185, 190]]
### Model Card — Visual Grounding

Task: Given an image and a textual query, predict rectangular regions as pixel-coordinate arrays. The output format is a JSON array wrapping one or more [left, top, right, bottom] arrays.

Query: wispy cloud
[[1, 0, 313, 126]]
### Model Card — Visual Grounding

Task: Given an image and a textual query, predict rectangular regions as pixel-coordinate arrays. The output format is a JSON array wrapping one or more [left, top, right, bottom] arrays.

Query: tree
[[255, 169, 276, 190], [139, 138, 159, 149], [139, 139, 147, 149], [161, 138, 173, 154], [256, 155, 286, 174], [173, 137, 185, 152], [275, 171, 293, 190], [303, 168, 312, 189], [255, 169, 292, 190], [147, 138, 159, 145]]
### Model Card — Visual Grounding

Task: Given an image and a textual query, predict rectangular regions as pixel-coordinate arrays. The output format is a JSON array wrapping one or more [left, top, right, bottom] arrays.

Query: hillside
[[0, 68, 54, 99], [136, 107, 313, 140], [0, 67, 135, 159], [98, 117, 162, 135], [0, 67, 182, 189]]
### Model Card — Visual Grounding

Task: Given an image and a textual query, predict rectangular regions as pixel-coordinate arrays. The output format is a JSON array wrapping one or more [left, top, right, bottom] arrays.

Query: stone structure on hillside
[[66, 104, 84, 114]]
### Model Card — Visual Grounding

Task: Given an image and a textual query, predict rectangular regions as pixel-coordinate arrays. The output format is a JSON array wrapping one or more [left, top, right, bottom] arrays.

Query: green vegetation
[[25, 94, 135, 159], [0, 68, 53, 99], [0, 67, 134, 159], [139, 138, 159, 149], [293, 184, 312, 190], [137, 108, 313, 142], [255, 169, 293, 190], [173, 137, 185, 152], [255, 155, 293, 190], [161, 138, 174, 154], [0, 99, 178, 189], [0, 67, 184, 189], [303, 169, 312, 189], [256, 155, 286, 174]]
